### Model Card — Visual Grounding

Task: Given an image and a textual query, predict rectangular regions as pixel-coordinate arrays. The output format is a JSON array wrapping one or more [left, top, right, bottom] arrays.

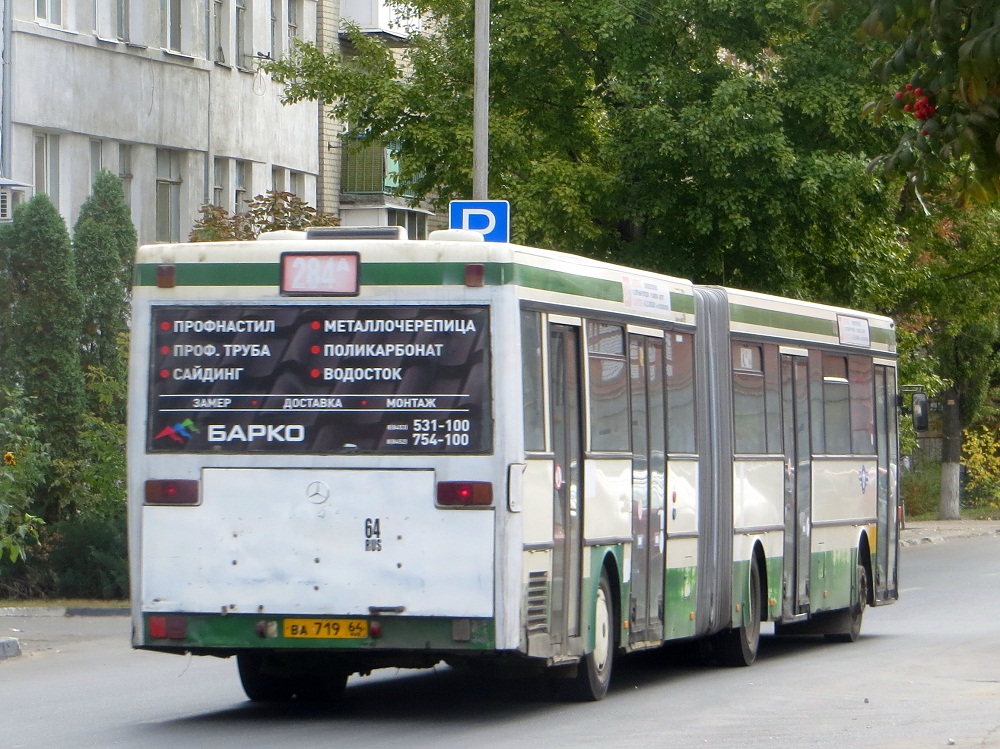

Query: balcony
[[340, 137, 417, 198]]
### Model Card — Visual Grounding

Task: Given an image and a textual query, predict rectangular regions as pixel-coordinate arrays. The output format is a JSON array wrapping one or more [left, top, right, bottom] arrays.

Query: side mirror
[[912, 392, 929, 432]]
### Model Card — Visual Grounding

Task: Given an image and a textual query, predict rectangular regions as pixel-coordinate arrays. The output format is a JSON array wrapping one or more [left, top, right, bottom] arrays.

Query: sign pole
[[473, 0, 489, 199]]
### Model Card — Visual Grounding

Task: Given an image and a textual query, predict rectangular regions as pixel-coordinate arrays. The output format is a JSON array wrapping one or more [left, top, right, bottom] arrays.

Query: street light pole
[[472, 0, 489, 199]]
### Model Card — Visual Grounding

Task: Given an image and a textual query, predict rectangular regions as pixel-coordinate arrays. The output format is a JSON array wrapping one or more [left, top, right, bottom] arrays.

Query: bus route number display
[[147, 305, 491, 454]]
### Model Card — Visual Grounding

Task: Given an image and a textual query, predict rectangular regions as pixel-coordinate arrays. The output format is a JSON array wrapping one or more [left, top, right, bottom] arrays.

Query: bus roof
[[135, 236, 893, 353]]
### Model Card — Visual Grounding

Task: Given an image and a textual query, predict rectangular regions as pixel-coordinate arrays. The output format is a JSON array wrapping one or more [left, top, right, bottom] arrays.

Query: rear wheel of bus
[[237, 652, 348, 703], [717, 558, 762, 667]]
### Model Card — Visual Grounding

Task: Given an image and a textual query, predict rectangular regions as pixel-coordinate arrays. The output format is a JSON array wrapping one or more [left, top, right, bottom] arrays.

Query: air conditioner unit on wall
[[0, 180, 29, 222], [0, 188, 11, 222]]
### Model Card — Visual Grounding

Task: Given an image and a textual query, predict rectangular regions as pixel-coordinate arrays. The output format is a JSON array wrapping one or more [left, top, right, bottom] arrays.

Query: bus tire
[[718, 559, 761, 667], [237, 652, 295, 702], [569, 569, 615, 701], [825, 564, 868, 644]]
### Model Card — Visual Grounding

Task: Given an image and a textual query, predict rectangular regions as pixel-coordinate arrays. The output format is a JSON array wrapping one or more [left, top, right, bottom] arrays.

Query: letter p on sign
[[448, 200, 510, 243]]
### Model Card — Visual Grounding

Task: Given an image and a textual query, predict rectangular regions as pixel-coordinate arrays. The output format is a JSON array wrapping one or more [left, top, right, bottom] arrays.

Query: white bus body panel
[[140, 468, 495, 617]]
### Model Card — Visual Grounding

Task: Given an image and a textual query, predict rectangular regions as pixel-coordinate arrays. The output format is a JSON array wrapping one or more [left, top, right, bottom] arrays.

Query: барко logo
[[155, 419, 200, 445]]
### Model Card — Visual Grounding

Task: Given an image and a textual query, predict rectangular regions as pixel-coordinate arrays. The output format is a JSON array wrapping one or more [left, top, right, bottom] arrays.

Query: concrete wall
[[5, 0, 320, 245]]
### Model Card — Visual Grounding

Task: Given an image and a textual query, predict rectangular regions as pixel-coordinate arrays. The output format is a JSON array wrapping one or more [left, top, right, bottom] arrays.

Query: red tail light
[[437, 481, 493, 507], [145, 479, 200, 505], [148, 615, 187, 640]]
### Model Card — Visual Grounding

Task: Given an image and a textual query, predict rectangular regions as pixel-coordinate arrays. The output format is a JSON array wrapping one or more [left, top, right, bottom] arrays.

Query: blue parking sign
[[448, 200, 510, 243]]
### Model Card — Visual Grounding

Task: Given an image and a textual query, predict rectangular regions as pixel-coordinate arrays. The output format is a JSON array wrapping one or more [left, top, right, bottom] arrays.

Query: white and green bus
[[127, 227, 900, 702]]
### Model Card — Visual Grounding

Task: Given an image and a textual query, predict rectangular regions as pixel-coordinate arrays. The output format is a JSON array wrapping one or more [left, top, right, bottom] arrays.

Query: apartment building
[[0, 0, 321, 244]]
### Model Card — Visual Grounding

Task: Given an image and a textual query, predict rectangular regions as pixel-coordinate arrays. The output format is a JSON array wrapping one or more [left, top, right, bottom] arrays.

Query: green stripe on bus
[[731, 304, 895, 347], [135, 261, 625, 302], [142, 613, 496, 651], [730, 304, 837, 337]]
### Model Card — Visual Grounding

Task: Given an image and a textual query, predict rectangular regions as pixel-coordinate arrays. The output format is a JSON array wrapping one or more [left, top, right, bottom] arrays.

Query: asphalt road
[[2, 521, 999, 749]]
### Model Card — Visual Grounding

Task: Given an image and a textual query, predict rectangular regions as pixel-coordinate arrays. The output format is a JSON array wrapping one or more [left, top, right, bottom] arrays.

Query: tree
[[74, 170, 136, 404], [890, 195, 1000, 518], [847, 0, 1000, 204], [0, 387, 48, 564], [0, 194, 85, 520], [266, 0, 908, 306], [189, 191, 339, 242]]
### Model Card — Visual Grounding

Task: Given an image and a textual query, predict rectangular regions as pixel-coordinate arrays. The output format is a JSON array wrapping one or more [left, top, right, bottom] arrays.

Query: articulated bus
[[127, 227, 900, 702]]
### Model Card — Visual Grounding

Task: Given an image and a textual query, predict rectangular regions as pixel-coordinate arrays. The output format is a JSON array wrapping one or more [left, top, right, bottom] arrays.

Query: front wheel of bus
[[570, 569, 615, 701]]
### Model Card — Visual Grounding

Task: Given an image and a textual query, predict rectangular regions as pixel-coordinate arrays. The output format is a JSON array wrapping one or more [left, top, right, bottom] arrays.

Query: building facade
[[0, 0, 322, 244]]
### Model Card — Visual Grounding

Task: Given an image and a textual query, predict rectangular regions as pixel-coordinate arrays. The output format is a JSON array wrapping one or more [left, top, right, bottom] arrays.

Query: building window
[[36, 0, 62, 24], [119, 143, 133, 209], [289, 170, 304, 199], [288, 0, 301, 41], [235, 0, 251, 68], [272, 166, 286, 194], [235, 159, 250, 212], [213, 0, 227, 62], [90, 140, 104, 189], [161, 0, 181, 51], [116, 0, 130, 40], [270, 0, 280, 58], [33, 133, 60, 205], [155, 149, 182, 243], [213, 157, 228, 207]]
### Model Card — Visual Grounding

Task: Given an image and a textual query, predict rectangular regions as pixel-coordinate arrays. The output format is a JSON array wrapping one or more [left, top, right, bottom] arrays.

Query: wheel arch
[[599, 550, 623, 651], [751, 540, 769, 622]]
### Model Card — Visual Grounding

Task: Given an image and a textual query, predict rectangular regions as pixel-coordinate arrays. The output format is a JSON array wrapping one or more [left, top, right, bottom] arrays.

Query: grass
[[0, 598, 128, 608]]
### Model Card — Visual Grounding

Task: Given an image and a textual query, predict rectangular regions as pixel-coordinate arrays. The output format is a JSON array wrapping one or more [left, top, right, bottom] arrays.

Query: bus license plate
[[283, 618, 368, 639]]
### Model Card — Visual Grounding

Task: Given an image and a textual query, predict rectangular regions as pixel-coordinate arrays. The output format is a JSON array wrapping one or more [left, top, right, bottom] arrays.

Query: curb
[[0, 607, 130, 617]]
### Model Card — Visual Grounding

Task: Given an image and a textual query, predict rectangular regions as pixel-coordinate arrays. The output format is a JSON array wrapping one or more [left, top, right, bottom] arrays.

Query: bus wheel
[[569, 569, 615, 701], [237, 652, 295, 702], [718, 560, 761, 667], [826, 564, 868, 644]]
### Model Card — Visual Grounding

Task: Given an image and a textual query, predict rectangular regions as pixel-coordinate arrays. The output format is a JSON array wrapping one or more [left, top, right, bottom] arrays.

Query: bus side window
[[587, 321, 629, 452], [666, 332, 696, 454], [521, 310, 545, 452], [823, 354, 851, 454], [732, 342, 766, 454]]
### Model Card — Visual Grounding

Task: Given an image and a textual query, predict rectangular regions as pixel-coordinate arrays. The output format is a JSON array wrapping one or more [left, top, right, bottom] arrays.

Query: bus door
[[628, 334, 666, 644], [781, 352, 811, 617], [549, 323, 583, 647], [874, 365, 899, 601]]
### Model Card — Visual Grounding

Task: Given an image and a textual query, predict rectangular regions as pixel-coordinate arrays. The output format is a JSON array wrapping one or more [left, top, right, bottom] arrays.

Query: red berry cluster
[[894, 84, 936, 132]]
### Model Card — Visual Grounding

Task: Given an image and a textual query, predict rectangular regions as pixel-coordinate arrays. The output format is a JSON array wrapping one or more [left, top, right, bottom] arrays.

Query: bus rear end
[[128, 233, 505, 700]]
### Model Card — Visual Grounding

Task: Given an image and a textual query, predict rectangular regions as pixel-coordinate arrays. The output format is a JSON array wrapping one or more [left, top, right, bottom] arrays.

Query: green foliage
[[0, 194, 85, 470], [961, 424, 1000, 509], [265, 0, 907, 306], [189, 191, 339, 241], [900, 459, 942, 518], [74, 170, 136, 392], [0, 387, 49, 564], [42, 517, 128, 599], [846, 0, 1000, 204], [50, 363, 127, 522]]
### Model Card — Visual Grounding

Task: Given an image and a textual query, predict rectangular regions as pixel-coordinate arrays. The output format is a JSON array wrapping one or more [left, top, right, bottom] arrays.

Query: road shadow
[[151, 629, 892, 734]]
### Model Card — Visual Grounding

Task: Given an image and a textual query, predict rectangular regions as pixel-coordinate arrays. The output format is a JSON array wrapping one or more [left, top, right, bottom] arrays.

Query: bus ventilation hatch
[[526, 570, 549, 633]]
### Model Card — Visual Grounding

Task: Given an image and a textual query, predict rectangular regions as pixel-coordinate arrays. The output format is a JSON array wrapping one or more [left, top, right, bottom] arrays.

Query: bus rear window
[[147, 305, 491, 454]]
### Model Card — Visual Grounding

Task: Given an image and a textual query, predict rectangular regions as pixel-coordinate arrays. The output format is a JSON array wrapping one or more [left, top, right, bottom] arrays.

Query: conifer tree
[[1, 194, 85, 484], [74, 170, 136, 384]]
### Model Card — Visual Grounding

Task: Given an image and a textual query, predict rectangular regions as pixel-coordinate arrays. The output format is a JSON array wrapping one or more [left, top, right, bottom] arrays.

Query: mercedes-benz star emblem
[[306, 480, 331, 504]]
